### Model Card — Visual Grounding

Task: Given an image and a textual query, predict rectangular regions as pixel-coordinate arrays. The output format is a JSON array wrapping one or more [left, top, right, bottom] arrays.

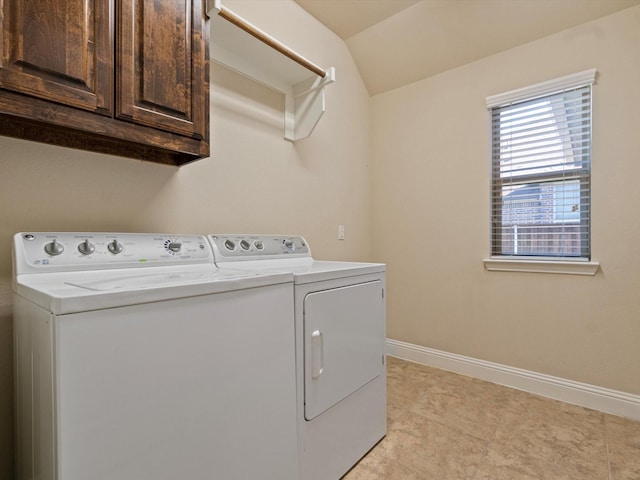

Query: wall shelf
[[208, 0, 335, 141]]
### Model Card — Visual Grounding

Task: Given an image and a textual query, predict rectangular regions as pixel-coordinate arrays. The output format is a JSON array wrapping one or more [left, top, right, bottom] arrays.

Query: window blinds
[[488, 70, 595, 260]]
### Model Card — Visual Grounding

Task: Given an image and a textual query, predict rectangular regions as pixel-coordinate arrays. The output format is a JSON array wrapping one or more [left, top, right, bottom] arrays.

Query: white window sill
[[483, 258, 600, 276]]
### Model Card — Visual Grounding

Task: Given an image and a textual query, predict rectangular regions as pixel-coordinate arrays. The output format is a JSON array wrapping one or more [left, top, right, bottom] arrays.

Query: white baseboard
[[386, 338, 640, 421]]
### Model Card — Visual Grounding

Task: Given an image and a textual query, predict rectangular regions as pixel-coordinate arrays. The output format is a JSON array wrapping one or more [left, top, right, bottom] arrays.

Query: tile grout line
[[469, 391, 514, 480], [384, 368, 441, 480], [469, 436, 492, 480], [603, 414, 613, 480]]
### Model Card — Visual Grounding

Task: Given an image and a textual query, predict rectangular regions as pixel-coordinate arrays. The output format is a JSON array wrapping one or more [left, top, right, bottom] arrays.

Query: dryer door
[[304, 280, 385, 420]]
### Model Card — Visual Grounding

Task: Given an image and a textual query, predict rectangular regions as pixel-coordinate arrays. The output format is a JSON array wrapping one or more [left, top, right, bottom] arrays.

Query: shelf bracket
[[286, 66, 335, 141], [208, 0, 335, 141]]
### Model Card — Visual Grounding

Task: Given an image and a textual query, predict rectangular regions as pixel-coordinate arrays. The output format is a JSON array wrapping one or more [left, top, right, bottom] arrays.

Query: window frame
[[483, 69, 600, 275]]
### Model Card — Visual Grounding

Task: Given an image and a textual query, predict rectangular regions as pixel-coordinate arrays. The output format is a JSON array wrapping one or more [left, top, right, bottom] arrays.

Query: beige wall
[[0, 2, 372, 477], [3, 2, 640, 478], [372, 6, 640, 396]]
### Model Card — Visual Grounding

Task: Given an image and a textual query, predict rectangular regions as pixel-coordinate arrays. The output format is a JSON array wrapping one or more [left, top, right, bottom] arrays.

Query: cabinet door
[[117, 0, 208, 140], [0, 0, 113, 115]]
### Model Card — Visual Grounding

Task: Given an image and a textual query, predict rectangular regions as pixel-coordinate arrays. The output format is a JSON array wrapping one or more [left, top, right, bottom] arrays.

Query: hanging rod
[[210, 0, 327, 79]]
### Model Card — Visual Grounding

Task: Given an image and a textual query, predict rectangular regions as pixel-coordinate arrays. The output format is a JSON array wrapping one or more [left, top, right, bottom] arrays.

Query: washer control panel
[[209, 234, 310, 261], [14, 232, 213, 273]]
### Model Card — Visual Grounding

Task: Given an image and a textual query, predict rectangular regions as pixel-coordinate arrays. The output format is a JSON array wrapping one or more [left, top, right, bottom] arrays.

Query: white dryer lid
[[289, 260, 385, 284]]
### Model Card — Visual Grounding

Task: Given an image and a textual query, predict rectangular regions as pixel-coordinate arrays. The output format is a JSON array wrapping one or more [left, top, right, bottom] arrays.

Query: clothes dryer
[[208, 234, 387, 480], [12, 232, 298, 480]]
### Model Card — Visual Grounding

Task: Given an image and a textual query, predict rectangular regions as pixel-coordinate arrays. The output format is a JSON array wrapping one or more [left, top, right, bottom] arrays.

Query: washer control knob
[[254, 240, 264, 250], [224, 239, 236, 251], [77, 239, 95, 255], [44, 239, 64, 256], [168, 242, 182, 253], [283, 239, 296, 253], [108, 239, 124, 254], [240, 240, 251, 251]]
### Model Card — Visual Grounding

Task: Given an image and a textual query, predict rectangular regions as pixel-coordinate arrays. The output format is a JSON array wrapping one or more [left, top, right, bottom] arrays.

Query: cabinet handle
[[311, 330, 324, 379]]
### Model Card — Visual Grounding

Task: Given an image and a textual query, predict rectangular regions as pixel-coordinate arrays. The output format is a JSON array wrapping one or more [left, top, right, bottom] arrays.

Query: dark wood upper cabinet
[[0, 0, 210, 166], [117, 0, 207, 140], [0, 0, 113, 115]]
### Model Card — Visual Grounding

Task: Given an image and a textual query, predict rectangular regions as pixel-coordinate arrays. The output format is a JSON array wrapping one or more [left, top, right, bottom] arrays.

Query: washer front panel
[[15, 283, 299, 480]]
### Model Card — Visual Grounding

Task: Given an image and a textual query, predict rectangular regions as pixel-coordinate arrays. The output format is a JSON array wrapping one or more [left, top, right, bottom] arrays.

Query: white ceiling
[[294, 0, 640, 95]]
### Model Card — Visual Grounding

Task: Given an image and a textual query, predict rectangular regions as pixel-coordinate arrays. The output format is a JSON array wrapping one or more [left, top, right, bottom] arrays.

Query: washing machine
[[12, 232, 298, 480], [208, 234, 387, 480]]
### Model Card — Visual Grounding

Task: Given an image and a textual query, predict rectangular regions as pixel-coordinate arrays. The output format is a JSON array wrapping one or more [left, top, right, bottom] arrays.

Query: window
[[487, 70, 596, 261]]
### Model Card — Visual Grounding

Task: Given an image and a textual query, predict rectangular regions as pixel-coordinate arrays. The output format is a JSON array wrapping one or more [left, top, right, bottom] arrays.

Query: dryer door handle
[[311, 330, 324, 379]]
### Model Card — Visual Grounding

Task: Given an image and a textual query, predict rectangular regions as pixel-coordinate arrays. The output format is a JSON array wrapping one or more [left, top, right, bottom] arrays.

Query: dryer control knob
[[224, 239, 236, 251], [77, 239, 95, 255], [108, 239, 124, 254], [240, 240, 251, 251], [44, 239, 64, 256], [168, 242, 182, 253], [283, 239, 296, 253]]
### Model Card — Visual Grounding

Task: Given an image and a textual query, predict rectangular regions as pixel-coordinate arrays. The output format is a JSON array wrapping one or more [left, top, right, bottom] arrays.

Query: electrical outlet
[[338, 225, 345, 240]]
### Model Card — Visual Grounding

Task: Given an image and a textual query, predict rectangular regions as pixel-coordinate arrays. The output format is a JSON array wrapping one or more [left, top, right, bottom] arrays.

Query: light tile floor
[[343, 356, 640, 480]]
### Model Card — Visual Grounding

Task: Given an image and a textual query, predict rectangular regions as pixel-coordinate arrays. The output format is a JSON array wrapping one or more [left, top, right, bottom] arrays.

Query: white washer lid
[[15, 265, 293, 315]]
